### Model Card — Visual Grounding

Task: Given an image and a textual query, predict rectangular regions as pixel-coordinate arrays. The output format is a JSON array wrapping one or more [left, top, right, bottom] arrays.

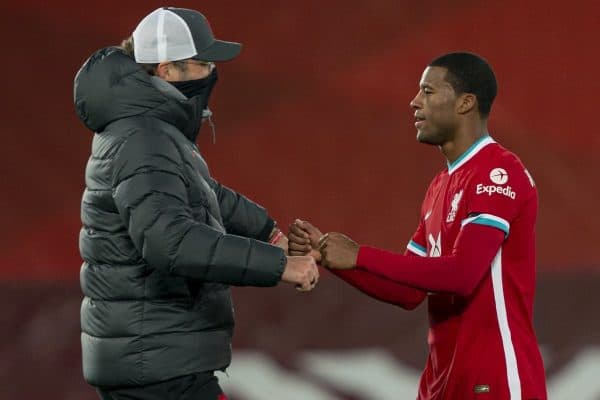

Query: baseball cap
[[132, 7, 242, 63]]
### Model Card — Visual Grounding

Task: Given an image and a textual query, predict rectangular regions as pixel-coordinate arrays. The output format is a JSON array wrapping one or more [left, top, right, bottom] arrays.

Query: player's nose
[[410, 93, 422, 109]]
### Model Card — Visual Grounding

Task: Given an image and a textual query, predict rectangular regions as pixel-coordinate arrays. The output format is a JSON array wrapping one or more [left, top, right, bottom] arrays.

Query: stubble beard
[[416, 129, 445, 146]]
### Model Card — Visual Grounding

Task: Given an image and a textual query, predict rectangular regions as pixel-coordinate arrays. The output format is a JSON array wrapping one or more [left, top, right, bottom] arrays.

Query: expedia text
[[476, 184, 516, 199]]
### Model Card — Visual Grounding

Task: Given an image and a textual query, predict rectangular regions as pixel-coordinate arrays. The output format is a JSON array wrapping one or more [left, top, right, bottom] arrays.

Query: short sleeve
[[407, 221, 427, 256], [463, 159, 535, 237], [406, 175, 440, 257]]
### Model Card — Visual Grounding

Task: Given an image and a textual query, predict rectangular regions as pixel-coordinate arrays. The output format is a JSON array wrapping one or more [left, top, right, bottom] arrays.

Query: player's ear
[[456, 93, 476, 115], [155, 62, 171, 80]]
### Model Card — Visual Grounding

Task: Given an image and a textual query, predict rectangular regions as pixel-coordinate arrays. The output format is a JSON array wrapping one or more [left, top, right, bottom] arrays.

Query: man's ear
[[155, 62, 171, 79], [456, 93, 477, 115]]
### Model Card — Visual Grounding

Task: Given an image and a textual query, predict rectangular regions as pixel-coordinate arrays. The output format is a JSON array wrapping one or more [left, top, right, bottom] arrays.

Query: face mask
[[170, 67, 218, 101], [170, 68, 219, 142]]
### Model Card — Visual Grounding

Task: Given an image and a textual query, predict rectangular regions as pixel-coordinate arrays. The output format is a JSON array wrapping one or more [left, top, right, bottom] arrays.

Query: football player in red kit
[[289, 52, 546, 400]]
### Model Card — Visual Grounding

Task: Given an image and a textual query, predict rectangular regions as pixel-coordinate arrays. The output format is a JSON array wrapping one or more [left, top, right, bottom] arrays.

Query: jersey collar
[[447, 135, 495, 175]]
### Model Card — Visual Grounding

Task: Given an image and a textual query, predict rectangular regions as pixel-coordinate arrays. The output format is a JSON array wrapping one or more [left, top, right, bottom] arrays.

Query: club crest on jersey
[[446, 190, 463, 222]]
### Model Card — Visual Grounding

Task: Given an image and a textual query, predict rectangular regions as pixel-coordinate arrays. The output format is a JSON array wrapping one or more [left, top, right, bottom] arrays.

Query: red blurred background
[[1, 0, 599, 399]]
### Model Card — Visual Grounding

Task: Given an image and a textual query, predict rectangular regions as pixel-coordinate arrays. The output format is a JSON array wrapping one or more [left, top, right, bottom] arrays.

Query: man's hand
[[281, 255, 319, 292], [319, 232, 359, 270], [288, 219, 323, 262]]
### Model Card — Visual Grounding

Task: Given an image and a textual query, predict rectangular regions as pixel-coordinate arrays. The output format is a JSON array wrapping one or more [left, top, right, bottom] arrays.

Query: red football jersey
[[406, 136, 547, 400]]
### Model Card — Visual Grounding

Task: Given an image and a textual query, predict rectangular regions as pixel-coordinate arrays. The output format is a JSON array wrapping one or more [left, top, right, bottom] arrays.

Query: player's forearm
[[356, 224, 504, 297], [330, 268, 426, 310]]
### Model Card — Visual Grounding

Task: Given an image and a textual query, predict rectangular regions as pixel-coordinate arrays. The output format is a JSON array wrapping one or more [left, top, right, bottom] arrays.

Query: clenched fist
[[288, 219, 323, 262], [281, 255, 319, 292]]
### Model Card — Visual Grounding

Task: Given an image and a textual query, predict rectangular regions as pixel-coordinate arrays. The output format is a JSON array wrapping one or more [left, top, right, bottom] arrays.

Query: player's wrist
[[355, 245, 373, 268]]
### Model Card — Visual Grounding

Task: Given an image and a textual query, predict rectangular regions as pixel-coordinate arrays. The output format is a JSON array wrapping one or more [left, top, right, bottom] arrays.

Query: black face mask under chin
[[170, 68, 219, 142], [170, 68, 219, 100]]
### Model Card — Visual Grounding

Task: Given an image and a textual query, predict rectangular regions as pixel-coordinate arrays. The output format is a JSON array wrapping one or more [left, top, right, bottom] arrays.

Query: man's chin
[[416, 131, 435, 145], [417, 130, 447, 146]]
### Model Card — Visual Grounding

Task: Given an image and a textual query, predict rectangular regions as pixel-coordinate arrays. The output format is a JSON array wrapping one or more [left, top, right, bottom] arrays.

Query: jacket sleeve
[[209, 178, 275, 241], [111, 130, 285, 286]]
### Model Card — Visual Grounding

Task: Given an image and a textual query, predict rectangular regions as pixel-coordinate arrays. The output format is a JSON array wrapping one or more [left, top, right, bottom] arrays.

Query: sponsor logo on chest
[[476, 167, 517, 199]]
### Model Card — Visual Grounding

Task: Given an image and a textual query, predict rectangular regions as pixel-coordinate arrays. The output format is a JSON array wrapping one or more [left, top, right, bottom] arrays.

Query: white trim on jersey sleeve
[[461, 213, 510, 237], [406, 240, 427, 257], [491, 248, 522, 399]]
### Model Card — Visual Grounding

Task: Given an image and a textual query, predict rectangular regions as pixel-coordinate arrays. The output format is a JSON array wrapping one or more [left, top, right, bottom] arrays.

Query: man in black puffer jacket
[[74, 7, 318, 400]]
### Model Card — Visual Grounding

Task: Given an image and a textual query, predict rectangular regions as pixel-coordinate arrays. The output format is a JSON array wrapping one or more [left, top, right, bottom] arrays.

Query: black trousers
[[96, 372, 225, 400]]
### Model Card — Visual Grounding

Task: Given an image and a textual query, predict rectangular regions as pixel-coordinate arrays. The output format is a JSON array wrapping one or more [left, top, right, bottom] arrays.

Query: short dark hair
[[429, 52, 497, 117], [119, 35, 187, 76]]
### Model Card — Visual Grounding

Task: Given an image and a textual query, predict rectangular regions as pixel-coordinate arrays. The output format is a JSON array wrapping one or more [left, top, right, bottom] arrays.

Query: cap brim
[[193, 40, 242, 62]]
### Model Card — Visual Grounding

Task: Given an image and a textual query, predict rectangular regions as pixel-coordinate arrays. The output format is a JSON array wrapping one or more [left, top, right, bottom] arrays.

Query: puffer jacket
[[74, 47, 286, 388]]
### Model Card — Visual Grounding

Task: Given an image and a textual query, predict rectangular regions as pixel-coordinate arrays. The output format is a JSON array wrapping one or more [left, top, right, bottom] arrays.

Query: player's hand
[[319, 232, 359, 270], [281, 255, 319, 292], [288, 219, 323, 262]]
